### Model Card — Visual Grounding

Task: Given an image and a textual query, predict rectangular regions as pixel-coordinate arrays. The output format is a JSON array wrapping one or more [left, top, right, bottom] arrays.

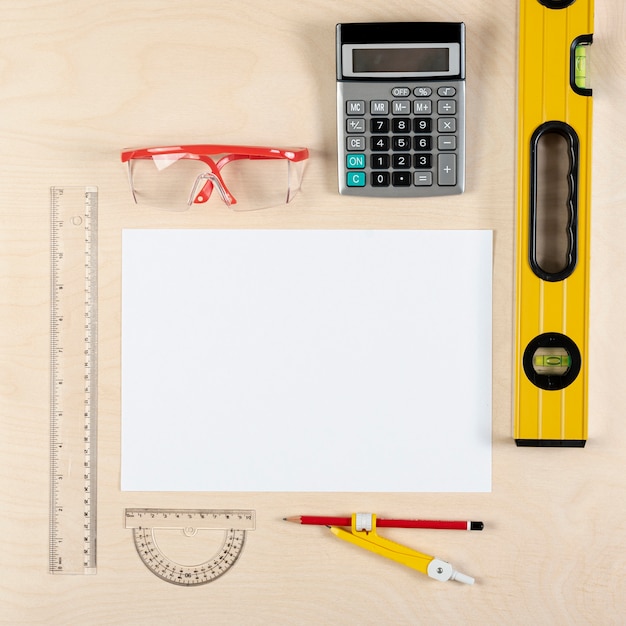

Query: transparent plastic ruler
[[49, 186, 98, 574]]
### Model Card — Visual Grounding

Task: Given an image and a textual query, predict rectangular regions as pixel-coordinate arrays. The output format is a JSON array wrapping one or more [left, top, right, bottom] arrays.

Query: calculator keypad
[[338, 82, 464, 197]]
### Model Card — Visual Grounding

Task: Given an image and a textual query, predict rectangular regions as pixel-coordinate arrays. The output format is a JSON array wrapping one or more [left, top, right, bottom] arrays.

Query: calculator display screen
[[342, 43, 460, 78], [352, 47, 449, 73]]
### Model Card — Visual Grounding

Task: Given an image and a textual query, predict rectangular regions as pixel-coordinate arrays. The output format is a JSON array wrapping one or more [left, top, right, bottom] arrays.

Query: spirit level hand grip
[[528, 121, 579, 282]]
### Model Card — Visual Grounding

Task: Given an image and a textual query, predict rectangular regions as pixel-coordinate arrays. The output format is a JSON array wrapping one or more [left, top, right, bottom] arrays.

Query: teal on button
[[347, 171, 366, 187], [347, 153, 365, 169]]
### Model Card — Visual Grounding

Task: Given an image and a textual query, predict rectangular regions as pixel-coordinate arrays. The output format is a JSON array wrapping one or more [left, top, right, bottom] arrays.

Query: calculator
[[336, 22, 465, 197]]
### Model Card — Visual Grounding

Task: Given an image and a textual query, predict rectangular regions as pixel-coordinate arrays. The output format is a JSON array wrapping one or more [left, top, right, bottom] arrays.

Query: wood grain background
[[1, 1, 625, 623]]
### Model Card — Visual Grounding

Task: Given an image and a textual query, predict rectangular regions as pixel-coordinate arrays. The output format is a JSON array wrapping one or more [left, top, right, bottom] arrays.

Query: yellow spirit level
[[514, 0, 593, 447]]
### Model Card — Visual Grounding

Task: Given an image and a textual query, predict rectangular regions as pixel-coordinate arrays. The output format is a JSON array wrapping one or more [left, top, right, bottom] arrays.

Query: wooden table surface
[[1, 1, 625, 623]]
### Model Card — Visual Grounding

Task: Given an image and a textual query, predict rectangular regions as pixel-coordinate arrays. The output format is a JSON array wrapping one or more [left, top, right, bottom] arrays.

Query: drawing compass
[[329, 513, 475, 584], [125, 509, 255, 586]]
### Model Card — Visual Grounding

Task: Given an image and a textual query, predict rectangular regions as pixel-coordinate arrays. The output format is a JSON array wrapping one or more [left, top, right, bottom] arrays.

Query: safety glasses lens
[[217, 157, 304, 211], [128, 155, 209, 212]]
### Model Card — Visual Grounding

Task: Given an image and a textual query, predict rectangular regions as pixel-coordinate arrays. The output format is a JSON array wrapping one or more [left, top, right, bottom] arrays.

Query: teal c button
[[346, 153, 366, 169], [347, 171, 366, 187]]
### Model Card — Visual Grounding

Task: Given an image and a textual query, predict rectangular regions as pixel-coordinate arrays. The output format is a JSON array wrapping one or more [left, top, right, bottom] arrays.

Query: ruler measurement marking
[[49, 187, 98, 575]]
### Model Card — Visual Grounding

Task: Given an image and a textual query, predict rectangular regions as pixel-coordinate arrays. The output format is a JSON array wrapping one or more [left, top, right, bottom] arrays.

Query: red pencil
[[284, 515, 484, 531]]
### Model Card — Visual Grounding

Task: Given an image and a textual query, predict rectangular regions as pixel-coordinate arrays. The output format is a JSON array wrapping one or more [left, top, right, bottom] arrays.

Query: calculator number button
[[392, 136, 411, 151], [372, 172, 390, 187], [392, 118, 411, 133], [414, 118, 432, 133], [392, 154, 411, 169], [414, 155, 433, 169], [371, 137, 390, 152], [414, 136, 432, 152], [372, 155, 390, 169], [371, 118, 390, 133]]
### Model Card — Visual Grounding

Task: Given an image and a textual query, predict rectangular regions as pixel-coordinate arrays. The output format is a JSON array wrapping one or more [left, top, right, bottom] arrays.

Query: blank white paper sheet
[[122, 229, 492, 492]]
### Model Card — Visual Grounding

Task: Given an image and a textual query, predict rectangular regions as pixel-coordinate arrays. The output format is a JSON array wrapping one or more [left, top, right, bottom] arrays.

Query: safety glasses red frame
[[121, 144, 309, 209]]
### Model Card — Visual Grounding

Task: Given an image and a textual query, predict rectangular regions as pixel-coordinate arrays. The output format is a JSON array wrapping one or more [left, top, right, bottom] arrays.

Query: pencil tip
[[284, 516, 300, 523]]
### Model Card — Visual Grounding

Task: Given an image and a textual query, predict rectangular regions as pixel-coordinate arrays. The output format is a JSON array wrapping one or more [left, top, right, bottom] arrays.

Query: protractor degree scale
[[125, 509, 256, 586]]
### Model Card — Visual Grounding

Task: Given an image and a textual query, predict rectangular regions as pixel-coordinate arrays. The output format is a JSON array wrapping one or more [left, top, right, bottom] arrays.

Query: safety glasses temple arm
[[121, 145, 309, 163]]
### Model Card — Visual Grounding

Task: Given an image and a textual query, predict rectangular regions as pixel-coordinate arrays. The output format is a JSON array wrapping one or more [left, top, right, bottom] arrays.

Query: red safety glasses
[[121, 144, 309, 211]]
